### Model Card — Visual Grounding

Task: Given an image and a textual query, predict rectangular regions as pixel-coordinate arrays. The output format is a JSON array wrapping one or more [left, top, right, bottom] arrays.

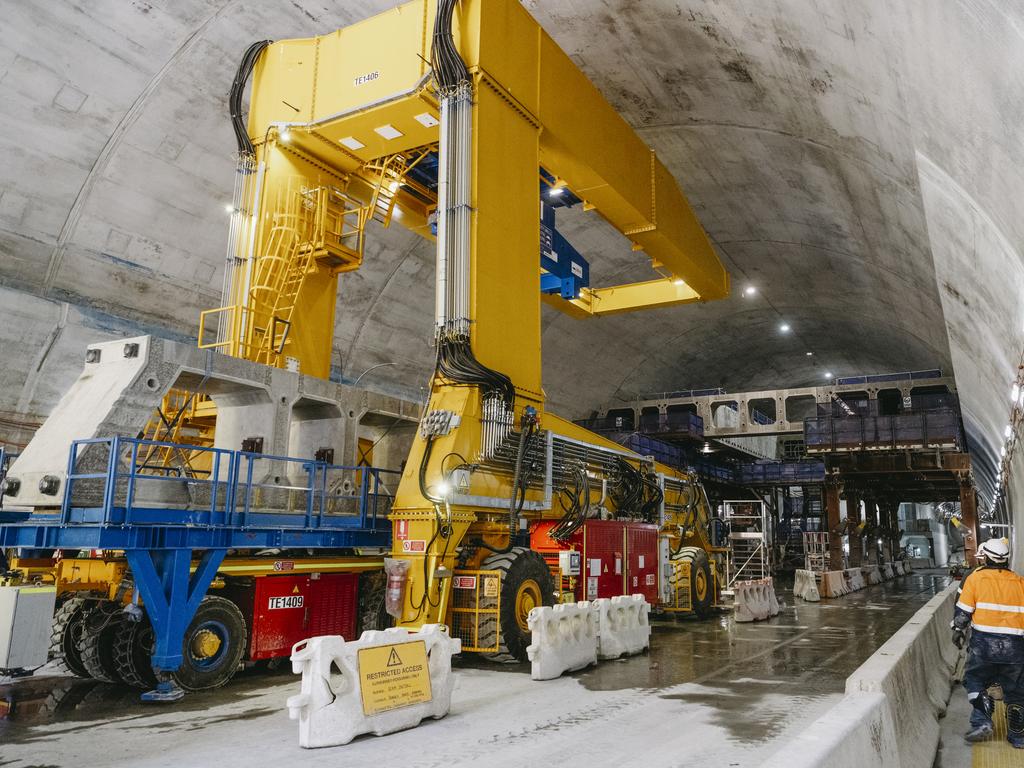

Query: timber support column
[[825, 476, 844, 570], [959, 478, 978, 562], [846, 491, 863, 567]]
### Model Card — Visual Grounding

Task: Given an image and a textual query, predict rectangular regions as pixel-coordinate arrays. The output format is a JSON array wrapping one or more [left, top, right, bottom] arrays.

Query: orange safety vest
[[956, 567, 1024, 637]]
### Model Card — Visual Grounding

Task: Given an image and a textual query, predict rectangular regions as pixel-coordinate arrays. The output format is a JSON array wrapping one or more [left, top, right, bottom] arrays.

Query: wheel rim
[[188, 620, 228, 670], [515, 580, 542, 632], [695, 569, 708, 602]]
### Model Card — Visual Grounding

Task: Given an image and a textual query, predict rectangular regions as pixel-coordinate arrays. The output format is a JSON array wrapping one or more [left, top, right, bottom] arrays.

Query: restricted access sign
[[357, 640, 432, 716]]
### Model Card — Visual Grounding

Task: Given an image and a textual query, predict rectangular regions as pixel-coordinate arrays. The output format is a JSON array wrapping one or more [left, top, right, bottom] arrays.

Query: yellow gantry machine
[[207, 0, 728, 657]]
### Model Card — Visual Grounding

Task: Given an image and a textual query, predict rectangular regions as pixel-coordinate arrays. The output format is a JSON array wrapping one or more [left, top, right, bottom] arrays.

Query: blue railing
[[60, 436, 398, 533]]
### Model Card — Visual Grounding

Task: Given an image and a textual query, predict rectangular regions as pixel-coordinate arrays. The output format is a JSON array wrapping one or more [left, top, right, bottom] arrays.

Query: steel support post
[[825, 477, 843, 570], [959, 479, 978, 562], [846, 491, 862, 567], [864, 497, 878, 564]]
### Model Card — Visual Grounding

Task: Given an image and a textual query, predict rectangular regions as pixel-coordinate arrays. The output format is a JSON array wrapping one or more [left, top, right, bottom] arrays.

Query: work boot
[[963, 723, 994, 743], [1008, 704, 1024, 749]]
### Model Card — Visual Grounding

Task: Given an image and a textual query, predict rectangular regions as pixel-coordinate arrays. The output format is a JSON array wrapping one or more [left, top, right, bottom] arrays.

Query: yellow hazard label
[[357, 640, 432, 716], [482, 576, 499, 598]]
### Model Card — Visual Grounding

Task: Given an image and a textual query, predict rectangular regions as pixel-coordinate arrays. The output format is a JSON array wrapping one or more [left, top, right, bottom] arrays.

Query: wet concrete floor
[[0, 571, 950, 767]]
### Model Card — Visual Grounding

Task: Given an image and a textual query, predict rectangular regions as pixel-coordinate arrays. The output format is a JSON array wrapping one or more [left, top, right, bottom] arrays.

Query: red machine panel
[[626, 523, 659, 603], [249, 573, 359, 660], [580, 519, 626, 601], [531, 519, 659, 603]]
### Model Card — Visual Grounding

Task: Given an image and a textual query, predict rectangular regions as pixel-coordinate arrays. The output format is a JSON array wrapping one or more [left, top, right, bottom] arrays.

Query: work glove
[[952, 627, 967, 649]]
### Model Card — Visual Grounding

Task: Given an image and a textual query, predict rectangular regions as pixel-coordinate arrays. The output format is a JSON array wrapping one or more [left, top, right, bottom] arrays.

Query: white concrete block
[[593, 594, 651, 658], [286, 625, 460, 748], [527, 602, 597, 680], [794, 569, 821, 602]]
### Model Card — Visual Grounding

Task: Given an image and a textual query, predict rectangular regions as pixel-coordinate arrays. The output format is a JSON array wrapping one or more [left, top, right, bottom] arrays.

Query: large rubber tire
[[480, 547, 555, 663], [78, 602, 129, 683], [113, 617, 158, 689], [170, 596, 246, 692], [674, 547, 714, 618], [357, 571, 391, 635], [49, 597, 92, 678]]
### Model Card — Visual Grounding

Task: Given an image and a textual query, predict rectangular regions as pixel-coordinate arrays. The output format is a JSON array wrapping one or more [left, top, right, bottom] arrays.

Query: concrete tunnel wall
[[0, 1, 1022, 558]]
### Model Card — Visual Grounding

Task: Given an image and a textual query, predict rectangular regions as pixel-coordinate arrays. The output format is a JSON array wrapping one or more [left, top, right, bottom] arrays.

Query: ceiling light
[[701, 442, 713, 454], [1014, 383, 1021, 403], [779, 323, 791, 333], [414, 112, 439, 127], [1005, 425, 1013, 439], [339, 136, 365, 150], [548, 186, 564, 197], [743, 286, 756, 297], [374, 124, 403, 140], [806, 352, 814, 357], [824, 372, 833, 379], [224, 203, 235, 213]]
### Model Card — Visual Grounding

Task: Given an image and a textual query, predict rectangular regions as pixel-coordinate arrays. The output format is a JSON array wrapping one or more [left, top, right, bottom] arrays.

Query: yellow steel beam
[[542, 277, 701, 318]]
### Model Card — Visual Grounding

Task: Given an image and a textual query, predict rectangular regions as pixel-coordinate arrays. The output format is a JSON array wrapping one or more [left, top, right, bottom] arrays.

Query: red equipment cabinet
[[244, 572, 360, 659], [531, 519, 658, 603]]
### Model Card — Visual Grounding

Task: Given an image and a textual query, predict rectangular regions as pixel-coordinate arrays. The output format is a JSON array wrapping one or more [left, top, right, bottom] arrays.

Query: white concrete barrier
[[819, 570, 850, 598], [526, 601, 598, 680], [843, 568, 866, 591], [734, 578, 781, 622], [862, 565, 883, 585], [761, 584, 959, 768], [794, 569, 821, 602], [593, 594, 651, 659], [881, 563, 895, 580], [286, 625, 460, 748]]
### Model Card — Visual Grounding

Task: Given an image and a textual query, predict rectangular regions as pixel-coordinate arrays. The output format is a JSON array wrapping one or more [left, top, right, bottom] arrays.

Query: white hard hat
[[980, 538, 1010, 564]]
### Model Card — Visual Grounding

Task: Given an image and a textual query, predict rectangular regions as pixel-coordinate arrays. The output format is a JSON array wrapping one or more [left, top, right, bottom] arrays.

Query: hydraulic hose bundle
[[431, 0, 469, 92], [229, 40, 272, 157], [551, 461, 591, 542], [610, 458, 663, 523]]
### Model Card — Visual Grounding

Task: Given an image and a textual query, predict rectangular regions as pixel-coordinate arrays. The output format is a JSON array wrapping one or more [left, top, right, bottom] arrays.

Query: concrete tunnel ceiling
[[1, 1, 1022, 520]]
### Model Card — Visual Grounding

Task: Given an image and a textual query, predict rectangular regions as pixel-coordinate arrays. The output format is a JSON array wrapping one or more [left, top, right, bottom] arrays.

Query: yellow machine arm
[[216, 0, 729, 639]]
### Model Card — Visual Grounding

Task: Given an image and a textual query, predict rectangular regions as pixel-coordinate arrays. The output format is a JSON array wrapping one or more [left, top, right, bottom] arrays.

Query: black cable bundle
[[435, 337, 515, 410], [551, 461, 590, 542], [229, 40, 272, 156], [431, 0, 469, 91], [610, 458, 663, 523]]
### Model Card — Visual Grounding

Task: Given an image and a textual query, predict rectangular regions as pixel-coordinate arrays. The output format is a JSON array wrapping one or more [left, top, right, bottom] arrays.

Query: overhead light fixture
[[339, 136, 365, 151], [824, 372, 833, 379], [548, 186, 564, 197], [806, 352, 814, 357], [743, 286, 757, 297], [436, 480, 451, 497], [701, 442, 713, 454], [224, 203, 235, 213], [414, 112, 439, 128], [779, 323, 791, 333], [1005, 424, 1013, 439], [374, 124, 403, 140], [1013, 383, 1020, 403], [279, 129, 291, 142]]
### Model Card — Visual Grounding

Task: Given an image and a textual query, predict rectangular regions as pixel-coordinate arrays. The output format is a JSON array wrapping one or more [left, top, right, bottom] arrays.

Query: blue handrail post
[[242, 454, 255, 529], [103, 437, 120, 524], [317, 463, 328, 529], [125, 440, 140, 526], [304, 462, 315, 527], [360, 466, 371, 529], [61, 441, 78, 525]]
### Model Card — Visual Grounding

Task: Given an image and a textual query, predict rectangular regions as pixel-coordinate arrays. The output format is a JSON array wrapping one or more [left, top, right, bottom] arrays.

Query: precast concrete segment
[[0, 572, 952, 767]]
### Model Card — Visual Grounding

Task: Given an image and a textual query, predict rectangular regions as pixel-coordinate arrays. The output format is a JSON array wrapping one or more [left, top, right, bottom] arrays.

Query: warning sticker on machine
[[402, 539, 426, 553], [587, 577, 598, 600], [272, 560, 294, 571], [268, 595, 304, 610], [646, 573, 656, 586], [483, 576, 499, 598], [396, 520, 409, 540], [358, 640, 432, 716], [452, 575, 477, 590]]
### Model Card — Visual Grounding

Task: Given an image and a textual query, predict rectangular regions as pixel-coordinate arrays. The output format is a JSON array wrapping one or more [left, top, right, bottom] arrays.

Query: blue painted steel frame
[[0, 437, 397, 676]]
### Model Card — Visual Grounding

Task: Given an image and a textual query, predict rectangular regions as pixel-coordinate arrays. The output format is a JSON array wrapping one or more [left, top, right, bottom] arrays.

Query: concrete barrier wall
[[762, 583, 958, 768]]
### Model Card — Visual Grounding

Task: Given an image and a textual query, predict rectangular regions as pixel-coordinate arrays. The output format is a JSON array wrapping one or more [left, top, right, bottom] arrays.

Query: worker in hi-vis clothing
[[951, 538, 1024, 747]]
